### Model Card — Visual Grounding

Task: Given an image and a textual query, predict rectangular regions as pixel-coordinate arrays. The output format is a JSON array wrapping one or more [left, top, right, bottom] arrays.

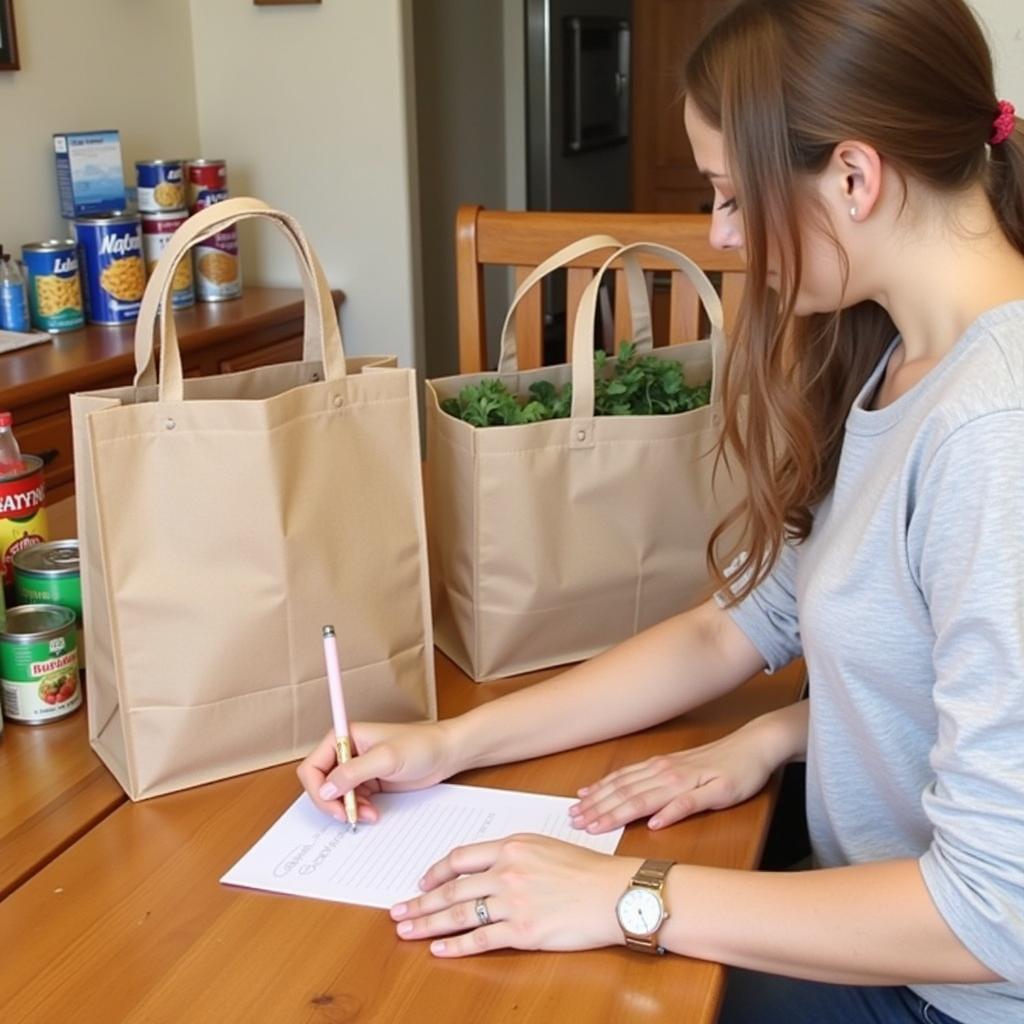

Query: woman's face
[[683, 98, 851, 316], [683, 99, 746, 256]]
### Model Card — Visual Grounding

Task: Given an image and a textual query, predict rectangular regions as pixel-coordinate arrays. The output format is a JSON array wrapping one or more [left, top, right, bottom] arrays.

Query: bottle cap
[[0, 412, 13, 428]]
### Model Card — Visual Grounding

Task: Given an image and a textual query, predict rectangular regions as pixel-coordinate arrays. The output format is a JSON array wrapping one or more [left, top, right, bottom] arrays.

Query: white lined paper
[[221, 783, 623, 909]]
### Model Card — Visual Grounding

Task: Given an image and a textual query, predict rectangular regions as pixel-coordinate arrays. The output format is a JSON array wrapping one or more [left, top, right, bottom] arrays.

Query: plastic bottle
[[0, 411, 26, 477], [0, 250, 31, 332]]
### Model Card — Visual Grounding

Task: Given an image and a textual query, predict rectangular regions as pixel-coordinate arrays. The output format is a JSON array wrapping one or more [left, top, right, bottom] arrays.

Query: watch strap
[[632, 858, 675, 892], [622, 858, 675, 955]]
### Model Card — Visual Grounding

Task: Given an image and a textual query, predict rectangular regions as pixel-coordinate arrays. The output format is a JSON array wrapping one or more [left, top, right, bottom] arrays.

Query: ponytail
[[988, 121, 1024, 253]]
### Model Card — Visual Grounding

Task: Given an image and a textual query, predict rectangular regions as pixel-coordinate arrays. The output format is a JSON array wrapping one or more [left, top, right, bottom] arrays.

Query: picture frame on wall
[[0, 0, 19, 71]]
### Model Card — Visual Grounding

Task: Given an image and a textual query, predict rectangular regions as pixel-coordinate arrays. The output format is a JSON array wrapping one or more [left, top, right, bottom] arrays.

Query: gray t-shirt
[[722, 301, 1024, 1023]]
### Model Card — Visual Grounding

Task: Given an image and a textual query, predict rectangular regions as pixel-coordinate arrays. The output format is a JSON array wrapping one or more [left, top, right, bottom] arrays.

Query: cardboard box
[[53, 131, 127, 219]]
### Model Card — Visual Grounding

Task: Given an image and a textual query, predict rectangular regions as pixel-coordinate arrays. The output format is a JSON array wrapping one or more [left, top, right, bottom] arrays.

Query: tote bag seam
[[89, 395, 413, 444], [88, 414, 140, 796], [475, 433, 721, 457], [471, 427, 483, 675], [401, 370, 438, 719], [120, 640, 431, 713]]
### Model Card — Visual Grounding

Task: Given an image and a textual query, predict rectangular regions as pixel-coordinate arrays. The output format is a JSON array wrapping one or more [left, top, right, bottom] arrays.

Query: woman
[[299, 1, 1024, 1020]]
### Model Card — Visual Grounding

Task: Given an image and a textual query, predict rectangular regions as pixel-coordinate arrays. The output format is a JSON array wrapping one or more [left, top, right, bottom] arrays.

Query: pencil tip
[[350, 824, 357, 834]]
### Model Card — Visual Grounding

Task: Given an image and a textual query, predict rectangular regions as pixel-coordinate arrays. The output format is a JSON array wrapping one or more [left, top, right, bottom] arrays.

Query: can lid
[[0, 411, 12, 428], [74, 211, 140, 226], [0, 604, 76, 642], [22, 240, 77, 253], [13, 541, 80, 577]]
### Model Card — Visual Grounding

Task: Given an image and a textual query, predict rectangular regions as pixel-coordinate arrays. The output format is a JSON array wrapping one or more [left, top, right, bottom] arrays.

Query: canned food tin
[[0, 455, 48, 589], [14, 540, 83, 671], [192, 190, 242, 302], [75, 212, 147, 325], [185, 161, 242, 301], [13, 540, 80, 619], [185, 158, 228, 212], [0, 604, 80, 724], [136, 159, 186, 213], [21, 241, 86, 333], [141, 211, 195, 310]]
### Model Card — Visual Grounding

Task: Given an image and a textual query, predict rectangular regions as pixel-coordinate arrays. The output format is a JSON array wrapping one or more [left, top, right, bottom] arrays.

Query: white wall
[[188, 0, 423, 367], [972, 0, 1024, 105], [0, 0, 199, 247]]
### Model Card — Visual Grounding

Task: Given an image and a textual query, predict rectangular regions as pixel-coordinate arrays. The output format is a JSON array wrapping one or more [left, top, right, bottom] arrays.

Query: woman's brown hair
[[686, 0, 1024, 604]]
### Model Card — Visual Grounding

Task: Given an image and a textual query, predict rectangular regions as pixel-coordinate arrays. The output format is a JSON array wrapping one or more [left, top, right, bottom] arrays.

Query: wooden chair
[[455, 205, 746, 373]]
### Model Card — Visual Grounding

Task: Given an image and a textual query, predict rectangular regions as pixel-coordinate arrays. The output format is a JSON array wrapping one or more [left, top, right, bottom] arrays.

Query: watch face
[[616, 887, 663, 936]]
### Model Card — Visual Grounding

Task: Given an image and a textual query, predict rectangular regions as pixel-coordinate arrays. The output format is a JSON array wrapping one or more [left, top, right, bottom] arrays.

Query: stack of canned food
[[137, 158, 242, 309], [0, 543, 84, 734], [181, 159, 243, 303], [9, 158, 242, 334], [0, 411, 83, 734]]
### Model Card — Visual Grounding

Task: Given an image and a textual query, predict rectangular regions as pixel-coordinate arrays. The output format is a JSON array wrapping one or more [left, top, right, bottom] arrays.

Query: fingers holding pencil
[[297, 719, 464, 823], [296, 726, 381, 823]]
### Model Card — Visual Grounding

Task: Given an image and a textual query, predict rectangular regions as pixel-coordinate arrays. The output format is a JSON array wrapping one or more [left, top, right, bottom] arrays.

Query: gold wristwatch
[[615, 858, 675, 955]]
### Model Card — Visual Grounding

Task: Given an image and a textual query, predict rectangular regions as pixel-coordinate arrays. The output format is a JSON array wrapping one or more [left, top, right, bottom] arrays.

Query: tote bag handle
[[133, 197, 345, 401], [569, 240, 726, 426], [495, 234, 653, 375]]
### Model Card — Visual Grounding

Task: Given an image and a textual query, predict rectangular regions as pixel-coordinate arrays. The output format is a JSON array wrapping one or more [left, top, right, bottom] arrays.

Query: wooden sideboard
[[0, 287, 342, 503]]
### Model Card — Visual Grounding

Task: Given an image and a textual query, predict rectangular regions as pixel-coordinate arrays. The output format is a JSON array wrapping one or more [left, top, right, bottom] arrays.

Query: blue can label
[[22, 245, 85, 333], [75, 217, 146, 324], [136, 161, 185, 213]]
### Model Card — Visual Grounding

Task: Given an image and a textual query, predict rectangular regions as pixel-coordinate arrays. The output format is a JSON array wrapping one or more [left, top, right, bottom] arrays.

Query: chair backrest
[[455, 205, 746, 373]]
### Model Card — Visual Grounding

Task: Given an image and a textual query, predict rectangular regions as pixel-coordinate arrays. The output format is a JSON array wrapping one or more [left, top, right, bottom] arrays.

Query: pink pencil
[[322, 624, 358, 832]]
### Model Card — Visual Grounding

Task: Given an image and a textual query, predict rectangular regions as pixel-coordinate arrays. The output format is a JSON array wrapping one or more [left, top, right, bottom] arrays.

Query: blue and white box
[[53, 131, 127, 219]]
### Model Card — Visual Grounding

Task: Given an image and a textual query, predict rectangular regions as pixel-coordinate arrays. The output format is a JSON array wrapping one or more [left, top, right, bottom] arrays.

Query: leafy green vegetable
[[440, 341, 711, 427]]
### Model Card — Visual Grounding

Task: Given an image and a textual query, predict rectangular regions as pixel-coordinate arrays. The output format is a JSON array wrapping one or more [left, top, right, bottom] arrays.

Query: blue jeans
[[719, 969, 966, 1024]]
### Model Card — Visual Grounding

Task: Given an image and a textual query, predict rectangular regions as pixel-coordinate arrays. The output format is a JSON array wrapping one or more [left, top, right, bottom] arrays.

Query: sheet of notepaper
[[221, 783, 624, 909]]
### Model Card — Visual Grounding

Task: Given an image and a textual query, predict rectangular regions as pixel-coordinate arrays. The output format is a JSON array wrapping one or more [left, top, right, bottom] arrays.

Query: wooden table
[[0, 500, 806, 1022]]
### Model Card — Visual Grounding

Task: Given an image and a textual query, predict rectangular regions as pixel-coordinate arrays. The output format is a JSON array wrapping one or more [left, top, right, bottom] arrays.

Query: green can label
[[15, 575, 82, 620], [0, 631, 81, 723]]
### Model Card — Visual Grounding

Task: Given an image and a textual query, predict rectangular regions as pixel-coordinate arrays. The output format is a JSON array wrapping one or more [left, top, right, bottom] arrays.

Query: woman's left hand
[[390, 834, 641, 958]]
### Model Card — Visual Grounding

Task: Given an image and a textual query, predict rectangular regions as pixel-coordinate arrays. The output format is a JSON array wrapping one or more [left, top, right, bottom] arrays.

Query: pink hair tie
[[990, 99, 1016, 146]]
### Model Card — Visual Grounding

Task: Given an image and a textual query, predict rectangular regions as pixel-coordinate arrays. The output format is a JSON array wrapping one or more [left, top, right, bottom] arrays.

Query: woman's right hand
[[297, 720, 459, 824]]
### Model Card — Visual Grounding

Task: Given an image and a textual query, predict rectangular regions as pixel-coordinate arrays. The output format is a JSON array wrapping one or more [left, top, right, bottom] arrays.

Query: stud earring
[[850, 206, 858, 219]]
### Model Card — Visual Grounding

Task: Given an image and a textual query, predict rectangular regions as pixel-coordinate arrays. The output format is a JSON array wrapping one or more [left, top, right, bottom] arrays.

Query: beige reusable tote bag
[[71, 197, 436, 800], [426, 237, 743, 681]]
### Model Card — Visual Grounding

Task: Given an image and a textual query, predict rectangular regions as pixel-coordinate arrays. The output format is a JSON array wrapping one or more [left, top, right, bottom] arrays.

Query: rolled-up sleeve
[[912, 413, 1024, 984], [715, 541, 803, 673]]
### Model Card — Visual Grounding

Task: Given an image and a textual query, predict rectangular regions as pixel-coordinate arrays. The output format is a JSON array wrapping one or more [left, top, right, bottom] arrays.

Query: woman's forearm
[[447, 598, 767, 772], [660, 858, 999, 985], [748, 697, 809, 766]]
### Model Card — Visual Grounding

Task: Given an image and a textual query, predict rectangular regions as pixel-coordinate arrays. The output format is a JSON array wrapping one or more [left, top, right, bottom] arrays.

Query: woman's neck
[[866, 184, 1024, 364]]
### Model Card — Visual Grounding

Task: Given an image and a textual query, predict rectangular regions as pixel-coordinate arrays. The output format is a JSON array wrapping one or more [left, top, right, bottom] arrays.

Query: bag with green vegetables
[[425, 236, 744, 681]]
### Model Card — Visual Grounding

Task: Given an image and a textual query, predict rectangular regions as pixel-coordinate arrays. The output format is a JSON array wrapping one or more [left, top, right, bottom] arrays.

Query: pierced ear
[[833, 141, 883, 220]]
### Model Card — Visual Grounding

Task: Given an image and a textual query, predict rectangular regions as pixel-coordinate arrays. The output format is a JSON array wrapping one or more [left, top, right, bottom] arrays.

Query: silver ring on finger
[[474, 896, 492, 926]]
